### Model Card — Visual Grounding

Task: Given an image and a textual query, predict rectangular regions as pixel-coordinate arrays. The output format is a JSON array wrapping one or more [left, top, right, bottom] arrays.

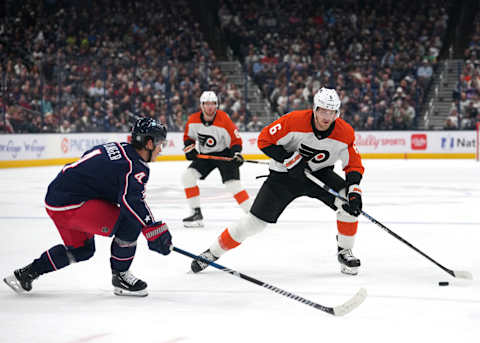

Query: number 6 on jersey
[[269, 123, 282, 135]]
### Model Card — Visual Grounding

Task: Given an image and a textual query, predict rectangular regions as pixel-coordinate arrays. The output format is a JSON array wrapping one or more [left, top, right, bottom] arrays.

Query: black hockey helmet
[[131, 117, 167, 149]]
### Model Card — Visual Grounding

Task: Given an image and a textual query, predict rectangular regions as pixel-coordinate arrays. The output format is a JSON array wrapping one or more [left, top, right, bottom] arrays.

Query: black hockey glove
[[283, 151, 307, 182], [342, 185, 363, 217], [232, 152, 245, 167], [184, 144, 198, 161], [142, 222, 172, 255]]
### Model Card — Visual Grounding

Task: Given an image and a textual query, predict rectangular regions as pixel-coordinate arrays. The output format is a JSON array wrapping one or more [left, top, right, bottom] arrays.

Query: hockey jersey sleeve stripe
[[62, 149, 101, 173], [45, 201, 86, 211], [117, 143, 146, 227], [344, 143, 364, 175], [331, 119, 364, 176], [218, 111, 242, 148]]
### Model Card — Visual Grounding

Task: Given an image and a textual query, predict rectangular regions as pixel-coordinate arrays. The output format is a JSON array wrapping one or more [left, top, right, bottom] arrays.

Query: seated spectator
[[246, 115, 263, 131], [446, 108, 460, 128]]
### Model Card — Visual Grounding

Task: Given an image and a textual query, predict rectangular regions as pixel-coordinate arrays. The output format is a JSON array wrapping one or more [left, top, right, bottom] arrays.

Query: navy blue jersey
[[45, 142, 154, 235]]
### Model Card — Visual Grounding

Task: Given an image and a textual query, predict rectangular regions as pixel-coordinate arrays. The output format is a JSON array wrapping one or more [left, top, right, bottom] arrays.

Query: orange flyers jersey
[[258, 110, 364, 175], [184, 110, 242, 154]]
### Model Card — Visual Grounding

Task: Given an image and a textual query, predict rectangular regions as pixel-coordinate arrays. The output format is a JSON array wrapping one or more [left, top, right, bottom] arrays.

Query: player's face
[[201, 101, 217, 121], [150, 140, 165, 162], [314, 107, 337, 131]]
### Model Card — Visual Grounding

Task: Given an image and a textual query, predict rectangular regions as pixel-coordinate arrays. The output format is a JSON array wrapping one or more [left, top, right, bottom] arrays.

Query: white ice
[[0, 159, 479, 343]]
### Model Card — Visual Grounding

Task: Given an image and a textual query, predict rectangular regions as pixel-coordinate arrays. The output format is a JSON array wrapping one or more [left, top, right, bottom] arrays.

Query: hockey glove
[[342, 185, 362, 217], [232, 152, 245, 167], [184, 144, 198, 161], [142, 222, 172, 255], [283, 151, 307, 182]]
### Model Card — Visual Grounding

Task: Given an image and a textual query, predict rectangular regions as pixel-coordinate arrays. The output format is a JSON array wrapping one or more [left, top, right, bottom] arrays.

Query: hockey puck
[[438, 281, 449, 286]]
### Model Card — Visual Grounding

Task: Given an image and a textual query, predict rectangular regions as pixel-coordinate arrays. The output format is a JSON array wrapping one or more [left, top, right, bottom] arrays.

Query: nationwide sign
[[0, 131, 477, 167]]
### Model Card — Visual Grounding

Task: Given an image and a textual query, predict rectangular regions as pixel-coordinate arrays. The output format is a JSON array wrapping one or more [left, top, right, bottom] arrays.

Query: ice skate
[[190, 249, 218, 273], [183, 207, 204, 228], [3, 263, 40, 294], [112, 270, 148, 297], [337, 248, 361, 275]]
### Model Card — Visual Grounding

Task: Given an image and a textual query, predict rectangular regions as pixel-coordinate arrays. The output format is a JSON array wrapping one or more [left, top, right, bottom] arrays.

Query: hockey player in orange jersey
[[190, 87, 365, 275], [181, 91, 253, 228]]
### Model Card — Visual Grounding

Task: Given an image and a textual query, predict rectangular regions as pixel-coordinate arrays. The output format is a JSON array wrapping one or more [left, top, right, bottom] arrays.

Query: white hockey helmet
[[200, 91, 218, 105], [313, 87, 341, 116]]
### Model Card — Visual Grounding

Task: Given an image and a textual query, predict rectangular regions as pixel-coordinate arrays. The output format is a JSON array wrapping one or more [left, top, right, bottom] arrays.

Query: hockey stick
[[172, 246, 367, 316], [304, 171, 473, 280], [196, 154, 270, 165]]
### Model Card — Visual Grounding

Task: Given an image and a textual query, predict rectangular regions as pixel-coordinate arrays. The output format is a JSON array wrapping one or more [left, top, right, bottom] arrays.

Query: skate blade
[[341, 265, 359, 275], [3, 275, 27, 294], [113, 287, 148, 297], [183, 220, 204, 228]]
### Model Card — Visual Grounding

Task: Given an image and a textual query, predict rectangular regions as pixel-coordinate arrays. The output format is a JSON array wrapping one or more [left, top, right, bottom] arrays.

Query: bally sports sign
[[0, 130, 477, 168]]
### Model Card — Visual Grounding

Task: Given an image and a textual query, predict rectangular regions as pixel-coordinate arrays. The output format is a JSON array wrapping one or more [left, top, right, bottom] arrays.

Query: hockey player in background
[[181, 91, 252, 227], [190, 88, 365, 275], [3, 118, 172, 297]]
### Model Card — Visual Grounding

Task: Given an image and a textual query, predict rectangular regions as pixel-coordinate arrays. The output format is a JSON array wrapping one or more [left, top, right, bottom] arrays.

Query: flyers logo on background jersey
[[198, 133, 217, 147], [298, 144, 330, 163]]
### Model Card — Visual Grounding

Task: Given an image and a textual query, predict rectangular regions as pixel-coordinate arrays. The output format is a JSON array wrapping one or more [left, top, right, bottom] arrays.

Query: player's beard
[[314, 113, 334, 131], [202, 107, 216, 122]]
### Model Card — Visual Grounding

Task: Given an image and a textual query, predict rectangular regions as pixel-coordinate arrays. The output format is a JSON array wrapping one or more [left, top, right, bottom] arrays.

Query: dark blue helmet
[[131, 118, 167, 149]]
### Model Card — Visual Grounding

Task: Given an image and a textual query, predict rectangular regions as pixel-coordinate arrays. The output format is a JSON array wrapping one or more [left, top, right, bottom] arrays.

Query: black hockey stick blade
[[245, 159, 270, 165], [172, 246, 367, 316], [304, 171, 474, 280]]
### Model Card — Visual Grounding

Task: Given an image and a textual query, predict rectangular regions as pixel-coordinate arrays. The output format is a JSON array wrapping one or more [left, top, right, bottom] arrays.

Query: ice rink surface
[[0, 159, 479, 343]]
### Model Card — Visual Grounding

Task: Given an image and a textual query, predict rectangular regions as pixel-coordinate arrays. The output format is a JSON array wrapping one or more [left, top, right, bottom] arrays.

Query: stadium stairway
[[421, 59, 464, 129], [217, 61, 273, 124]]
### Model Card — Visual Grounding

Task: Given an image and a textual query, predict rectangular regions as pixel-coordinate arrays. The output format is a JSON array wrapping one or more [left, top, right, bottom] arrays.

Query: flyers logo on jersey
[[298, 144, 330, 163], [198, 133, 217, 147]]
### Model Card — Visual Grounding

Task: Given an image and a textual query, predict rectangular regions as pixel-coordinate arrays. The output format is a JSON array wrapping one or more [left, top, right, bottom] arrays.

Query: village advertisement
[[0, 131, 477, 163]]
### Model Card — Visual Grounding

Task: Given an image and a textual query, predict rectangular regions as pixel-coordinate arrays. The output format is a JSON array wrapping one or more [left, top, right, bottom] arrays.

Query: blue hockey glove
[[142, 222, 172, 255]]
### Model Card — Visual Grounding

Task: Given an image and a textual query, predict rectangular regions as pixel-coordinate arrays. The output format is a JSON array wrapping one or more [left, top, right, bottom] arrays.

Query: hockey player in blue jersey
[[3, 118, 172, 297]]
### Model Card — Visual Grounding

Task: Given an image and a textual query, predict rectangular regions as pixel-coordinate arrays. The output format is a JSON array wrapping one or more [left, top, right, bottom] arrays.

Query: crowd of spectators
[[219, 0, 450, 130], [448, 11, 480, 129], [0, 0, 250, 134], [2, 0, 480, 134]]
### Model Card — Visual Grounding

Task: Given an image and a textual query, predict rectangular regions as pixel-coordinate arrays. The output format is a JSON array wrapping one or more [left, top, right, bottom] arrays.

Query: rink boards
[[0, 130, 477, 168]]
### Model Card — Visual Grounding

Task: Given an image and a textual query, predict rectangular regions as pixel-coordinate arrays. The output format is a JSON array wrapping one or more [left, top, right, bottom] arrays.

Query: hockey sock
[[68, 238, 95, 262], [219, 229, 241, 250], [110, 237, 137, 272], [234, 190, 252, 213], [209, 229, 239, 257], [184, 186, 200, 209], [31, 244, 71, 275], [336, 205, 358, 249], [209, 214, 268, 257], [225, 180, 252, 213], [182, 168, 201, 210]]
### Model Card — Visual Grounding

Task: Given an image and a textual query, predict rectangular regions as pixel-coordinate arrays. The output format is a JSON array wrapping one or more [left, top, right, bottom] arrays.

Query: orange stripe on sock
[[185, 186, 200, 199], [337, 220, 358, 236], [218, 229, 241, 250], [233, 190, 249, 204]]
